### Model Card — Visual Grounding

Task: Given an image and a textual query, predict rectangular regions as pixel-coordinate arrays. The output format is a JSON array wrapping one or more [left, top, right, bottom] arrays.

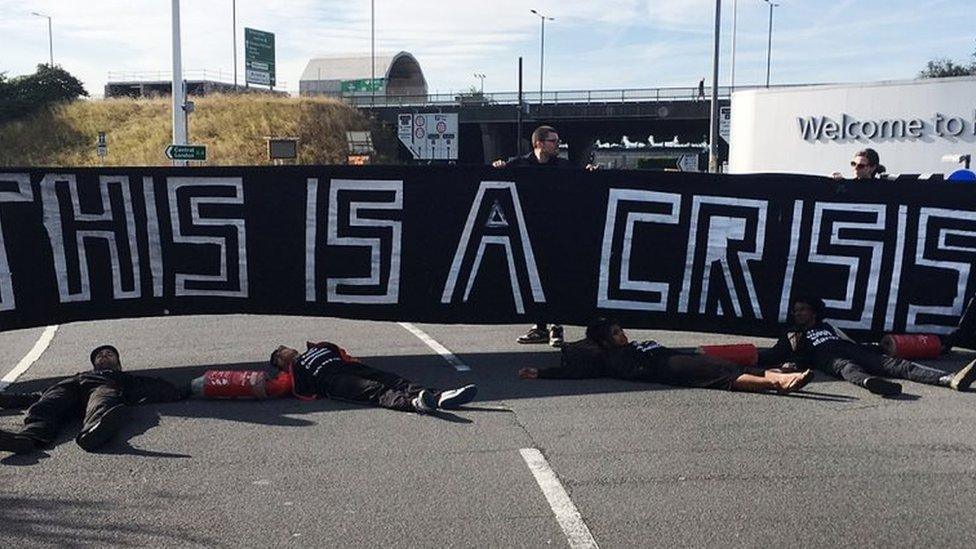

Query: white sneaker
[[438, 384, 477, 409], [411, 390, 437, 414]]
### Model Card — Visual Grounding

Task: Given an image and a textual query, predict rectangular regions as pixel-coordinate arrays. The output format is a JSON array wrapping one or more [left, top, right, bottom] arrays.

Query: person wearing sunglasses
[[832, 148, 887, 180]]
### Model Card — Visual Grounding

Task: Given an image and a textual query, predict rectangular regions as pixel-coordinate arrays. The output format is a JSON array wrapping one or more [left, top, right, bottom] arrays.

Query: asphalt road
[[2, 316, 976, 548]]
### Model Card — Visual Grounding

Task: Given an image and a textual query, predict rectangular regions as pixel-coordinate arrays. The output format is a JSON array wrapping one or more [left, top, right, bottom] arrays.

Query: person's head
[[89, 345, 121, 371], [585, 317, 629, 349], [851, 148, 884, 179], [531, 125, 560, 157], [791, 296, 824, 328], [269, 345, 299, 371]]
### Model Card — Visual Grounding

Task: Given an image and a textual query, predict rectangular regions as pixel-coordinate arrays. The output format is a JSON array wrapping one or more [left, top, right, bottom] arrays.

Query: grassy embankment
[[0, 94, 381, 167]]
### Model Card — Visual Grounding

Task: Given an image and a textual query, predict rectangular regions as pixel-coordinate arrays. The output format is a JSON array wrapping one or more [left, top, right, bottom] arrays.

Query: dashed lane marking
[[520, 447, 599, 549], [1, 325, 59, 391], [397, 322, 471, 371]]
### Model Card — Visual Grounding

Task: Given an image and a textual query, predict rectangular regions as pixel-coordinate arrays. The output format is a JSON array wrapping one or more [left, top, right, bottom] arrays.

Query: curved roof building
[[299, 51, 428, 98]]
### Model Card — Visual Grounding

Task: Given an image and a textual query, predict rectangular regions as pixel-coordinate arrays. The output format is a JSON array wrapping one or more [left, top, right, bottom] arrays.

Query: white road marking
[[397, 322, 471, 371], [520, 447, 599, 549], [0, 325, 59, 391]]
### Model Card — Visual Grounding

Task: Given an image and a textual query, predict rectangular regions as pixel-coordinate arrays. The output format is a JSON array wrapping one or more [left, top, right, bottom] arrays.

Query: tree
[[919, 40, 976, 78], [918, 58, 974, 78], [0, 64, 89, 122]]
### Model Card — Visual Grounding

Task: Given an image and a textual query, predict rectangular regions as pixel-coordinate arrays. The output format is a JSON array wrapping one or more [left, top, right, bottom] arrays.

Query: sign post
[[244, 27, 275, 89], [165, 144, 207, 161]]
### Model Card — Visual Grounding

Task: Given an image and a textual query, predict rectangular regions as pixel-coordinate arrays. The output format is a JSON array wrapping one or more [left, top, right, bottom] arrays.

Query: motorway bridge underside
[[365, 99, 729, 166]]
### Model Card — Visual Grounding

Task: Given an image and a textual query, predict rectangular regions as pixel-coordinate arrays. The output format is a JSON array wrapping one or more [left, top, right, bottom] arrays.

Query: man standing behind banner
[[491, 125, 572, 347]]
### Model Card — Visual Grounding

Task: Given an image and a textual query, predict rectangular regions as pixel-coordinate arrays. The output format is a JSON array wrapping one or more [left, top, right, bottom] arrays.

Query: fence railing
[[341, 86, 740, 107], [107, 70, 288, 90]]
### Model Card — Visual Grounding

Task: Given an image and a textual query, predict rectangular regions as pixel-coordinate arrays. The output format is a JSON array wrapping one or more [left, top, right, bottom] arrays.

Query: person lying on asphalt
[[757, 296, 976, 397], [518, 317, 813, 394], [190, 340, 477, 414], [0, 345, 187, 455]]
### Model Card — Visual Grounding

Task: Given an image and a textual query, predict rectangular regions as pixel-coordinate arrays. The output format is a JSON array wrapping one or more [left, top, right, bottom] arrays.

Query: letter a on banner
[[441, 181, 545, 314]]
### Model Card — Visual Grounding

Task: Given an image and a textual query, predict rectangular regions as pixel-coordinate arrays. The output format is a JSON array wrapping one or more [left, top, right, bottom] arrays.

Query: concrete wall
[[729, 76, 976, 175]]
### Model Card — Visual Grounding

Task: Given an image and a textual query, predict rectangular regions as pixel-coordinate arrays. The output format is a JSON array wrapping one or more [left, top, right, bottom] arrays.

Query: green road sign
[[341, 78, 385, 93], [165, 144, 207, 161], [245, 27, 276, 87]]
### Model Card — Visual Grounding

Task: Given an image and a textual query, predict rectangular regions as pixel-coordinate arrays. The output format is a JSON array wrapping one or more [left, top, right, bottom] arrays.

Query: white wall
[[729, 76, 976, 176]]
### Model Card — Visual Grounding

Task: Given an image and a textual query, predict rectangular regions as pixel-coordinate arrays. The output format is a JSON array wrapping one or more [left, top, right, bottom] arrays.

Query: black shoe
[[548, 325, 565, 348], [438, 384, 477, 409], [863, 377, 902, 396], [517, 327, 549, 344], [76, 404, 127, 452], [0, 429, 36, 454], [950, 358, 976, 391]]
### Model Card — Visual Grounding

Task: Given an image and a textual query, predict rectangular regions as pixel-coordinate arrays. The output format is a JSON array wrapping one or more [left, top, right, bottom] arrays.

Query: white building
[[729, 76, 976, 176]]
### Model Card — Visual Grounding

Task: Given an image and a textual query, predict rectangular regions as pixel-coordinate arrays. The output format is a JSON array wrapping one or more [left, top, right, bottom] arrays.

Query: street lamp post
[[474, 73, 485, 95], [708, 0, 722, 173], [730, 0, 737, 91], [30, 11, 53, 66], [232, 0, 237, 89], [763, 0, 779, 88], [529, 9, 553, 105]]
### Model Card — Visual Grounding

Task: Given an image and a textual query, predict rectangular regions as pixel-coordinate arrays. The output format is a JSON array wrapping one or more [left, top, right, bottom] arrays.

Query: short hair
[[793, 296, 825, 319], [855, 148, 886, 175], [269, 346, 285, 368], [531, 125, 557, 145], [89, 344, 119, 366], [585, 317, 620, 348]]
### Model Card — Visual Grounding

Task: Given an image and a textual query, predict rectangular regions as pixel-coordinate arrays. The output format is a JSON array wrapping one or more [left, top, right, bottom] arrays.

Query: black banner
[[1, 166, 975, 339]]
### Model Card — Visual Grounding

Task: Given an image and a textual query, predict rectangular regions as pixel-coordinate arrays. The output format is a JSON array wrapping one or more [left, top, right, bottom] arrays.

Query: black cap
[[90, 345, 120, 366]]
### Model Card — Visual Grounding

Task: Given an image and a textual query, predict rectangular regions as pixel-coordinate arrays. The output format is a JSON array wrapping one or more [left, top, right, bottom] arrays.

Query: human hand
[[518, 367, 539, 379], [830, 172, 843, 180], [492, 159, 506, 168], [585, 163, 599, 171]]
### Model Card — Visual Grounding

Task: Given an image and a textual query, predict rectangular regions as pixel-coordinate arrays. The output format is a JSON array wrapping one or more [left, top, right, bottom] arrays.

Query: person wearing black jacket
[[270, 341, 477, 413], [0, 345, 186, 454], [758, 297, 976, 396], [518, 318, 813, 393]]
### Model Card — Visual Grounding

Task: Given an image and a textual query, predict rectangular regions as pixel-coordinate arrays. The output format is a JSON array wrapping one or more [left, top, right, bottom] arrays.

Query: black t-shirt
[[758, 321, 863, 367], [290, 342, 353, 396], [605, 340, 679, 381], [502, 151, 573, 168]]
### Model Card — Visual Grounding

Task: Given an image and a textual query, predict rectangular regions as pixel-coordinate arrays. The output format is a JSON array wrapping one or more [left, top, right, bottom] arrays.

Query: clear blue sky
[[1, 1, 973, 97]]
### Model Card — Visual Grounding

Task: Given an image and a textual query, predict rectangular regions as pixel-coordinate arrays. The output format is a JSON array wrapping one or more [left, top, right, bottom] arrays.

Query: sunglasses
[[850, 161, 870, 169]]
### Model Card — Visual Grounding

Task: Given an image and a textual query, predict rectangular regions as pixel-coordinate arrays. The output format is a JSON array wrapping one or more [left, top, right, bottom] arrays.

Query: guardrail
[[107, 70, 288, 90], [342, 86, 737, 107]]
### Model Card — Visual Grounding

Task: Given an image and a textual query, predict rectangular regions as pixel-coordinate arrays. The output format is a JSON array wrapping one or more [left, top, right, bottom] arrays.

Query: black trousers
[[20, 374, 125, 445], [823, 346, 947, 387], [315, 362, 428, 412]]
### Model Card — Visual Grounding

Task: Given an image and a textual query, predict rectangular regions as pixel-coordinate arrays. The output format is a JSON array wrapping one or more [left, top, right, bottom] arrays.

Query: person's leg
[[828, 357, 902, 396], [20, 378, 83, 446], [76, 383, 127, 452], [940, 296, 976, 353], [663, 354, 811, 393], [855, 349, 949, 386], [321, 363, 429, 413]]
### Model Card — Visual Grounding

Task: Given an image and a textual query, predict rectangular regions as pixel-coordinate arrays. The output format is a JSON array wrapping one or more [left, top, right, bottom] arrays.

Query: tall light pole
[[708, 0, 722, 173], [232, 0, 237, 89], [729, 0, 738, 91], [763, 0, 779, 88], [370, 0, 376, 106], [530, 9, 553, 105], [474, 73, 485, 95], [171, 0, 188, 166], [30, 11, 53, 66]]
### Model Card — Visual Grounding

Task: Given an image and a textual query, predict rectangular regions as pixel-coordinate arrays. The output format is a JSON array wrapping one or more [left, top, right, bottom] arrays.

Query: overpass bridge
[[350, 86, 733, 165]]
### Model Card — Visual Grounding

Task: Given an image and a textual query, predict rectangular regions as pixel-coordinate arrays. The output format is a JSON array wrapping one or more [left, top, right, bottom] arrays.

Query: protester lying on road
[[518, 318, 813, 394], [0, 345, 187, 455], [758, 296, 976, 396], [190, 340, 477, 414]]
